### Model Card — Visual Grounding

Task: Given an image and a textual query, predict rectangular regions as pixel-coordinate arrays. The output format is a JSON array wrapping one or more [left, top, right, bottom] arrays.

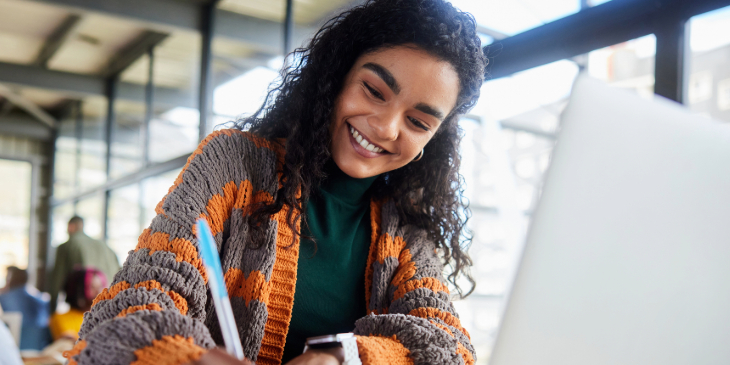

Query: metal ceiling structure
[[27, 0, 318, 55], [33, 13, 81, 68]]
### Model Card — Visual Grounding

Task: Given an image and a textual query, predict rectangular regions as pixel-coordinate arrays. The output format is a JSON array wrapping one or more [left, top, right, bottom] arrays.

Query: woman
[[66, 0, 486, 364]]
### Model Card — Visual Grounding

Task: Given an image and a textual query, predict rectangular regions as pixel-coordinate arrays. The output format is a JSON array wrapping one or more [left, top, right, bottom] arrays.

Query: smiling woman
[[329, 47, 460, 178], [67, 1, 487, 365]]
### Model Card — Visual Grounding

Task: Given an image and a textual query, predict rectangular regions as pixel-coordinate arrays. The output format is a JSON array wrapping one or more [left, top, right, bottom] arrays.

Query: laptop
[[489, 76, 730, 365]]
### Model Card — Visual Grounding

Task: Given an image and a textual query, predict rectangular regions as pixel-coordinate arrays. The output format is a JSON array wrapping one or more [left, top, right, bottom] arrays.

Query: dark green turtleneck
[[281, 162, 377, 363]]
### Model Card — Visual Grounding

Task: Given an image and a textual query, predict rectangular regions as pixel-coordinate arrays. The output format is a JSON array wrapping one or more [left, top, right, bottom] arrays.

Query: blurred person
[[49, 268, 106, 341], [0, 304, 24, 365], [49, 216, 119, 312], [0, 267, 51, 350], [68, 0, 486, 364]]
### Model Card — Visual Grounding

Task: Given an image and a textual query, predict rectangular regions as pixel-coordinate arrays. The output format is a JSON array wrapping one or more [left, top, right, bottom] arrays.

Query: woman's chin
[[333, 155, 379, 179]]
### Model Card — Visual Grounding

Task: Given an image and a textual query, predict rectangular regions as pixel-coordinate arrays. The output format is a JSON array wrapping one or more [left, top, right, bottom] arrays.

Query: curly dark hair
[[236, 0, 487, 297]]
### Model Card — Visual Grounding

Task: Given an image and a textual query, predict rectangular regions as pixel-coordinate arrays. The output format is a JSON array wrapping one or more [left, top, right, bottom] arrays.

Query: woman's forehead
[[354, 46, 460, 113]]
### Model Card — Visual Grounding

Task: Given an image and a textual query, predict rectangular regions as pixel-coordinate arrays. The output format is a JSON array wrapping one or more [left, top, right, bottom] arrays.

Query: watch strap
[[340, 336, 361, 365]]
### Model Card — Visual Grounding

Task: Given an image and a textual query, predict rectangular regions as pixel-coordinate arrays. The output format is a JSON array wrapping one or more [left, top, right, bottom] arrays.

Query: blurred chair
[[0, 304, 24, 365], [0, 310, 22, 346]]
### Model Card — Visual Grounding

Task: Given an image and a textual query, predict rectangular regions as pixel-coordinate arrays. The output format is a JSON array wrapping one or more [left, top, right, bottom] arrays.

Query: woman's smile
[[329, 45, 460, 178], [347, 122, 389, 157]]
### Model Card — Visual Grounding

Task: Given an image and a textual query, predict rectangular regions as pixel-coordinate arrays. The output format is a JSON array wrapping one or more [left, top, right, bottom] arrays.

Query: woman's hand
[[187, 348, 255, 365], [284, 348, 343, 365]]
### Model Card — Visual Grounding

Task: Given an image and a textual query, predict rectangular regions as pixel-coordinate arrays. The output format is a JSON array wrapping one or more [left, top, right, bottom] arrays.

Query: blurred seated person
[[0, 266, 51, 350], [0, 304, 24, 365], [49, 216, 120, 312], [49, 268, 106, 341]]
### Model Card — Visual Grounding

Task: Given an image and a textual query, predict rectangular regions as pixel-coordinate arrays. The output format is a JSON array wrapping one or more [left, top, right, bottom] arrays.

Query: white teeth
[[350, 124, 384, 153]]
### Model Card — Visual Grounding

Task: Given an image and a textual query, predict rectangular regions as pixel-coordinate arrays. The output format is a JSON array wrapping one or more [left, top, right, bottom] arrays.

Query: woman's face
[[329, 45, 460, 178]]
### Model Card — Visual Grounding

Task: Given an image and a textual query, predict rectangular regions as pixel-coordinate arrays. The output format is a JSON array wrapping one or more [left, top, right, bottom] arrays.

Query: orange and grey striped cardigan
[[66, 129, 475, 365]]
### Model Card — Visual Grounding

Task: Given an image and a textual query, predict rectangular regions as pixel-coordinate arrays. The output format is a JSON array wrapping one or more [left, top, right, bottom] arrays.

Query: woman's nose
[[369, 111, 400, 141]]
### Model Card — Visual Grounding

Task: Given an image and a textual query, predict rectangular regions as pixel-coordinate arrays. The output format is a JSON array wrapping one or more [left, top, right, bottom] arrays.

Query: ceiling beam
[[29, 0, 316, 55], [0, 83, 58, 128], [0, 98, 13, 117], [486, 0, 730, 79], [34, 14, 82, 68], [104, 30, 168, 78], [0, 61, 195, 108], [0, 112, 53, 140]]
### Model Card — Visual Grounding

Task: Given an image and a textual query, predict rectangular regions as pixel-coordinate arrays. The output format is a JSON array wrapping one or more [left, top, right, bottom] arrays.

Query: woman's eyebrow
[[362, 62, 401, 94], [415, 102, 445, 121]]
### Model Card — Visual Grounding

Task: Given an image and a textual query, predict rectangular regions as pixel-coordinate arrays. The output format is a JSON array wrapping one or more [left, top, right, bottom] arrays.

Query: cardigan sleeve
[[353, 202, 476, 365], [65, 130, 279, 365]]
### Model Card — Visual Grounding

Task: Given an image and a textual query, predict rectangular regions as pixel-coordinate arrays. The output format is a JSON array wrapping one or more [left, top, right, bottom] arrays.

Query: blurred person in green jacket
[[48, 216, 119, 312]]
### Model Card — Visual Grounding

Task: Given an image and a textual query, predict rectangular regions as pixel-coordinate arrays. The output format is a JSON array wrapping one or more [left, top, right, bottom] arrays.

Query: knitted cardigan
[[65, 129, 475, 365]]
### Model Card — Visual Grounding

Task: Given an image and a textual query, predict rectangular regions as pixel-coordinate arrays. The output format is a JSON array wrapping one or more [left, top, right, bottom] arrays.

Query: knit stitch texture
[[67, 130, 475, 365]]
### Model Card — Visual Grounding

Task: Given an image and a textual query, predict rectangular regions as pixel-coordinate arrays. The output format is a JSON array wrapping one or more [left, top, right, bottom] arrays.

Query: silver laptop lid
[[489, 76, 730, 365]]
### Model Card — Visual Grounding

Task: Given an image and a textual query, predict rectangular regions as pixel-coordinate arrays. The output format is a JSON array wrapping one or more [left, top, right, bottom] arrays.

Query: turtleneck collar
[[318, 160, 378, 206]]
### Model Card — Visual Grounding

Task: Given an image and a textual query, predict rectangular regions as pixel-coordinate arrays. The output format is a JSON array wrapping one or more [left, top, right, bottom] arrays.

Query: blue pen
[[195, 218, 245, 360]]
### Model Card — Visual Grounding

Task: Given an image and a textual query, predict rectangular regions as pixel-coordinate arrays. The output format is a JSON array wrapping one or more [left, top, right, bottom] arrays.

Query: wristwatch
[[304, 332, 361, 365]]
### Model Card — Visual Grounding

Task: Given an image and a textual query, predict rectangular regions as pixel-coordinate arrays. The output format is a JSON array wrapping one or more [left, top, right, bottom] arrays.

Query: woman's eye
[[363, 82, 385, 101], [409, 117, 430, 131]]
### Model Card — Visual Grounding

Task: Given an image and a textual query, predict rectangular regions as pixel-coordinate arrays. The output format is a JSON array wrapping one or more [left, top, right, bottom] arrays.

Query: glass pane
[[0, 159, 32, 285], [107, 184, 141, 265], [117, 33, 202, 165], [212, 61, 280, 131], [76, 194, 105, 241], [79, 98, 109, 191], [51, 203, 74, 248], [586, 34, 656, 99], [148, 33, 201, 162], [53, 115, 77, 200], [687, 5, 730, 122], [450, 0, 581, 37], [140, 169, 181, 228], [149, 107, 200, 162], [110, 100, 144, 179]]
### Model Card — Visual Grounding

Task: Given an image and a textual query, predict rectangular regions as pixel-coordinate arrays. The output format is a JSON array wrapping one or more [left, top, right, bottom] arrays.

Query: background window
[[717, 78, 730, 111], [51, 203, 75, 248], [687, 5, 730, 122], [141, 170, 181, 229], [78, 99, 108, 192], [0, 159, 32, 284], [107, 184, 141, 265], [53, 116, 77, 201], [75, 194, 105, 241], [587, 34, 656, 99]]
